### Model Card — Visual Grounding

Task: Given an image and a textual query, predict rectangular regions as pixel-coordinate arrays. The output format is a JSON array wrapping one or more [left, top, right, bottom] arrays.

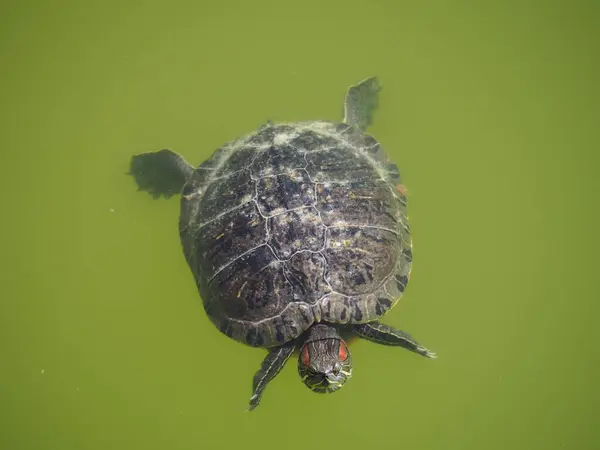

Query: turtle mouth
[[302, 370, 351, 394]]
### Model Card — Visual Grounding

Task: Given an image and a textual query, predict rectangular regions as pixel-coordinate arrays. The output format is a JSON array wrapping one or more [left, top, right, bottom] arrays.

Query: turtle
[[128, 77, 436, 411]]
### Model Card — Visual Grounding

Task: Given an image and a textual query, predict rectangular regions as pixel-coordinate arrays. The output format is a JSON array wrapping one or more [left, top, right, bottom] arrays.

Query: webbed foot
[[128, 149, 194, 199]]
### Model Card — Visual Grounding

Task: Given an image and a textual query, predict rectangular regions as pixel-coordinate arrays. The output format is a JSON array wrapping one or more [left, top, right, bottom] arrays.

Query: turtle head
[[297, 324, 352, 394]]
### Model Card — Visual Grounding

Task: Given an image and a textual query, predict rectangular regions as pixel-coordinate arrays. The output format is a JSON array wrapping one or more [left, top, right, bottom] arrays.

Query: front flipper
[[248, 341, 295, 411], [343, 76, 381, 131], [354, 322, 437, 358], [128, 149, 194, 199]]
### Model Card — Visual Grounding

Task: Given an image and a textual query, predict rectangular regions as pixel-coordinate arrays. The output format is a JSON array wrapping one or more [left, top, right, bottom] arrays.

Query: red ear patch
[[338, 341, 349, 361], [301, 345, 310, 366]]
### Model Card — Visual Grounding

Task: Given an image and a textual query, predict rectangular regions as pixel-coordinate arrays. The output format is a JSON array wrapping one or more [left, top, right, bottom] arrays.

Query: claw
[[418, 347, 437, 358], [247, 394, 260, 411]]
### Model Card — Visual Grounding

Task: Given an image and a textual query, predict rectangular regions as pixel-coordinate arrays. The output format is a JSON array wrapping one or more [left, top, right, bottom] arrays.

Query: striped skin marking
[[249, 345, 295, 411], [356, 323, 437, 359]]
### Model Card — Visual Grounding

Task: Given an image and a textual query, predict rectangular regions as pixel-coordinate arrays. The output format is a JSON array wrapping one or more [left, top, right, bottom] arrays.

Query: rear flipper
[[343, 77, 381, 131], [353, 322, 437, 358], [128, 149, 194, 199]]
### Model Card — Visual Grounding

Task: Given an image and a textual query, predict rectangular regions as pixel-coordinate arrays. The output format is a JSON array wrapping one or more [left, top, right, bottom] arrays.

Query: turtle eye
[[301, 345, 311, 367], [338, 341, 349, 361]]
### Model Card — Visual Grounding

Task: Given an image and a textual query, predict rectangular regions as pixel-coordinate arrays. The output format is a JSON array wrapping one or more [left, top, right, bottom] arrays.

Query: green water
[[2, 1, 599, 449]]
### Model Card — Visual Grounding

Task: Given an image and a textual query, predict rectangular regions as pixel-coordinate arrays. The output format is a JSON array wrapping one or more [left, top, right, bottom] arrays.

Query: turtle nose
[[325, 371, 340, 383]]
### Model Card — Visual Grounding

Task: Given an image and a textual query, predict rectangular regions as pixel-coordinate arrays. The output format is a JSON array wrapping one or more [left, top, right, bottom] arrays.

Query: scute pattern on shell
[[178, 121, 411, 348]]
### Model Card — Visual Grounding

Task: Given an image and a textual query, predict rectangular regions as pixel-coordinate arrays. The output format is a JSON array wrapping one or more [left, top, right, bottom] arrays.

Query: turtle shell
[[178, 121, 412, 348]]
